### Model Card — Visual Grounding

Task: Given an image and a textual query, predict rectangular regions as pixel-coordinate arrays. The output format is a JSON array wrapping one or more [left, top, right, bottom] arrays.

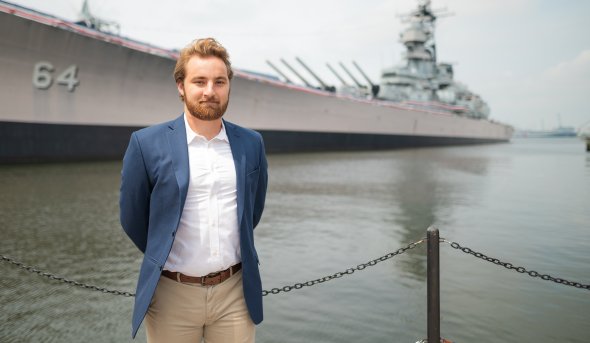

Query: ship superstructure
[[378, 0, 489, 119]]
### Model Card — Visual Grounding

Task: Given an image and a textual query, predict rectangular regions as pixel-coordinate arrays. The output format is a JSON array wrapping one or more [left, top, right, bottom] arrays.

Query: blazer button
[[159, 266, 163, 271], [172, 231, 176, 237]]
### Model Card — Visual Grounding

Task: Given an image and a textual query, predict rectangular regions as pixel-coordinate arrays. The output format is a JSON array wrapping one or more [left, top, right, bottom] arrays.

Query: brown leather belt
[[161, 263, 242, 286]]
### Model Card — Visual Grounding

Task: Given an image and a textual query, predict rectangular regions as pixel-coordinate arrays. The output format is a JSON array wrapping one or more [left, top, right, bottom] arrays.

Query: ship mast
[[397, 0, 450, 79], [77, 0, 120, 35]]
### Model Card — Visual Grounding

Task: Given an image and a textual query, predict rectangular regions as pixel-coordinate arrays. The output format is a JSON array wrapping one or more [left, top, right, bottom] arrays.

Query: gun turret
[[266, 60, 293, 83], [326, 63, 349, 86], [280, 58, 313, 88], [352, 61, 380, 97], [339, 62, 364, 89], [296, 57, 335, 92]]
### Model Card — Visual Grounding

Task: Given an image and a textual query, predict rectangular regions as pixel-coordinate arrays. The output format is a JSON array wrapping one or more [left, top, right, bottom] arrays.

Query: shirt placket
[[207, 141, 221, 264]]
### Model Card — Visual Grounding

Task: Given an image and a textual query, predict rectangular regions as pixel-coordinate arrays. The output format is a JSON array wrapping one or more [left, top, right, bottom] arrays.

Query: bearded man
[[120, 38, 268, 342]]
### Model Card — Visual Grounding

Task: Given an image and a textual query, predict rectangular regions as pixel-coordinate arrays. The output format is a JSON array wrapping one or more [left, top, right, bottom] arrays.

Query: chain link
[[444, 240, 590, 290], [0, 255, 135, 297], [261, 238, 425, 296]]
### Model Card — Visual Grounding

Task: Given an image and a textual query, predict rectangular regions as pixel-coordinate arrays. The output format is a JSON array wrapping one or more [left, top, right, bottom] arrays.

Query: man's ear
[[177, 81, 185, 98]]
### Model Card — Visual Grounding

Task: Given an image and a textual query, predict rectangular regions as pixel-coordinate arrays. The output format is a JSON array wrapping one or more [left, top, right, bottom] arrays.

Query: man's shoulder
[[133, 115, 182, 140], [224, 120, 263, 141]]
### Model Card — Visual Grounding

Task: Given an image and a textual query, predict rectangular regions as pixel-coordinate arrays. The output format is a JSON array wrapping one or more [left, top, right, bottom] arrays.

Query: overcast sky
[[8, 0, 590, 130]]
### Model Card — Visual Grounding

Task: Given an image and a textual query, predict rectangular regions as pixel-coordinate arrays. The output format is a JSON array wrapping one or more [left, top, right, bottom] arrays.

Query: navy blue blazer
[[119, 115, 268, 338]]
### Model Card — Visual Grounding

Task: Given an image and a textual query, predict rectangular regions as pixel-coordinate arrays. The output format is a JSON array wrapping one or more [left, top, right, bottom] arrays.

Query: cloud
[[489, 49, 590, 128], [438, 0, 532, 16], [545, 49, 590, 81]]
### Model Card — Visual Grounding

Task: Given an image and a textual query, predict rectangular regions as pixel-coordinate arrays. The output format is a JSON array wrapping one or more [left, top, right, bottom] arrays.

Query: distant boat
[[578, 122, 590, 151], [515, 127, 577, 138]]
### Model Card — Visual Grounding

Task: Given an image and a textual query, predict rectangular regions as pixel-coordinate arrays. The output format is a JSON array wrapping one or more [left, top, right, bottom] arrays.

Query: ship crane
[[296, 57, 335, 92]]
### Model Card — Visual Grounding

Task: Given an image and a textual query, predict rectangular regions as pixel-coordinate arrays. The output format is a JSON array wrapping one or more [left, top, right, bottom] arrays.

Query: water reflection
[[0, 161, 141, 342], [390, 147, 492, 281]]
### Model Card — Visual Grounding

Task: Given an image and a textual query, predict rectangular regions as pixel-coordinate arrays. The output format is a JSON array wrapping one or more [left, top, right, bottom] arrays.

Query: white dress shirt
[[163, 114, 240, 277]]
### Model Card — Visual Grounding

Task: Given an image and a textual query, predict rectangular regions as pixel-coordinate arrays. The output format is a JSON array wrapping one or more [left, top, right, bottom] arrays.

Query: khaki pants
[[146, 270, 255, 343]]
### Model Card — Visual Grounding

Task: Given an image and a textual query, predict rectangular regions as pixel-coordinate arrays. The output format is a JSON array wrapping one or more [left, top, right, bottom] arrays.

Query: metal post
[[427, 226, 440, 343]]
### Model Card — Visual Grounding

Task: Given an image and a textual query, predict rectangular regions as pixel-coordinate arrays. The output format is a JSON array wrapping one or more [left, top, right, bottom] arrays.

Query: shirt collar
[[183, 113, 229, 144]]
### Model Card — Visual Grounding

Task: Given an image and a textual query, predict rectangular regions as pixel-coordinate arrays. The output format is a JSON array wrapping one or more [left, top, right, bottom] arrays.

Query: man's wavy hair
[[173, 38, 233, 101]]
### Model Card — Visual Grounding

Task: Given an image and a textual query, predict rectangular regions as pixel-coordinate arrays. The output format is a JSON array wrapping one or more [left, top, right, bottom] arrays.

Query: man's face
[[177, 55, 230, 121]]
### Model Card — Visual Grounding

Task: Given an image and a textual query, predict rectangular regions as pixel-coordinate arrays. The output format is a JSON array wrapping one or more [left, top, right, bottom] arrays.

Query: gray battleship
[[0, 0, 512, 163]]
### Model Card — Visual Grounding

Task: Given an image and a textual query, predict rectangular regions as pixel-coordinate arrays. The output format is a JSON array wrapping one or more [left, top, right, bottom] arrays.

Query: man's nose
[[203, 82, 215, 97]]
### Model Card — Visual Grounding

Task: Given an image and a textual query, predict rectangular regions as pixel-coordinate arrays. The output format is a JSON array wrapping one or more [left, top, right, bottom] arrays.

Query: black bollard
[[427, 226, 440, 343]]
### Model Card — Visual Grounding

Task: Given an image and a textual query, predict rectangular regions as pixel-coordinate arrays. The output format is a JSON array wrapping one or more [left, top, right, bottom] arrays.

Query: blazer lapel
[[225, 120, 246, 226], [167, 115, 190, 204]]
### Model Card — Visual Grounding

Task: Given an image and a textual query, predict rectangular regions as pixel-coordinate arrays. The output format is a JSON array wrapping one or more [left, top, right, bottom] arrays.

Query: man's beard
[[185, 95, 229, 121]]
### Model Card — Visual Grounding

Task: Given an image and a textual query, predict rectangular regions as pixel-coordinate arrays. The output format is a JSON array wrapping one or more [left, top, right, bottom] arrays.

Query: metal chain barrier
[[2, 239, 425, 297], [443, 240, 590, 290], [261, 238, 425, 296], [3, 237, 588, 297], [0, 255, 135, 297]]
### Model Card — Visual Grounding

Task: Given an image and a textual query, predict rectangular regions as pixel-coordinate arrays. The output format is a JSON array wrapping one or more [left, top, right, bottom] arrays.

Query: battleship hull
[[0, 2, 512, 163]]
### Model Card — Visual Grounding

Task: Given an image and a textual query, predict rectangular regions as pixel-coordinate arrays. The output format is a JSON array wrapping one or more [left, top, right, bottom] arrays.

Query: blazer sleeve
[[253, 135, 268, 229], [119, 132, 151, 253]]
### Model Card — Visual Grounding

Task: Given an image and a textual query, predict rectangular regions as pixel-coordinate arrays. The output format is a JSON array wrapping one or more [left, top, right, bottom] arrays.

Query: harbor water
[[1, 138, 589, 342]]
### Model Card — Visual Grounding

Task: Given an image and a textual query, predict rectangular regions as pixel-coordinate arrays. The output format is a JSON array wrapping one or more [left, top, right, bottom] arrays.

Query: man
[[120, 38, 268, 342]]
